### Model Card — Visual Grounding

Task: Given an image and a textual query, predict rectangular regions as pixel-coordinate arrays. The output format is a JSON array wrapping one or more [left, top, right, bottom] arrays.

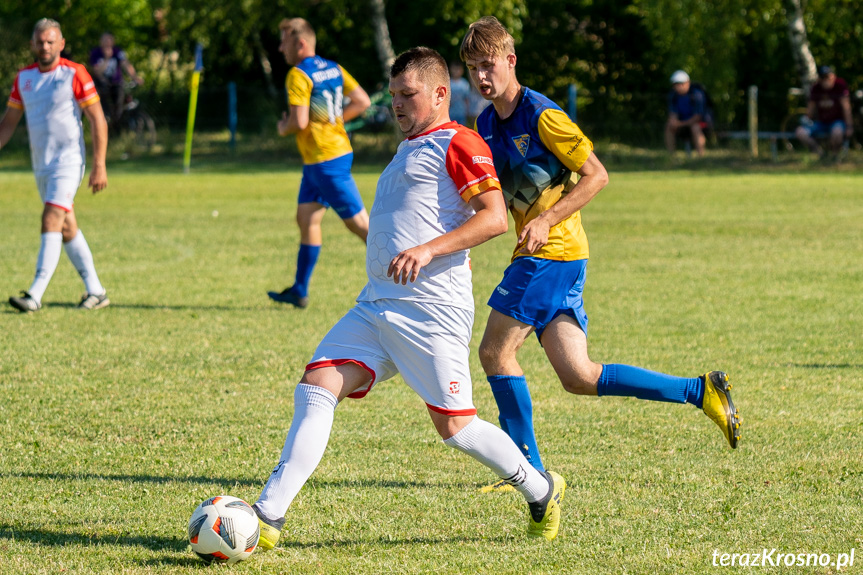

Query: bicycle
[[344, 90, 393, 134], [109, 81, 157, 151], [779, 87, 808, 152]]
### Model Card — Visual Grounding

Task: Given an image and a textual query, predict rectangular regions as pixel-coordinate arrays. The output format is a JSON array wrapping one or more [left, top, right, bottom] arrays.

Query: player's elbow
[[597, 167, 609, 189], [488, 210, 508, 238], [348, 89, 372, 114], [356, 94, 372, 114]]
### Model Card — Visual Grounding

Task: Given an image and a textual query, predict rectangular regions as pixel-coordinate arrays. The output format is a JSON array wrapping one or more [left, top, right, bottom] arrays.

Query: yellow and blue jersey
[[287, 55, 359, 165], [475, 87, 593, 261]]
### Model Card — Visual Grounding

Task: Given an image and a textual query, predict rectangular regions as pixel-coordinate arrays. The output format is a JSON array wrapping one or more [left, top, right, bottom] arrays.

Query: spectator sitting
[[795, 65, 853, 159], [665, 70, 712, 157], [89, 32, 142, 127]]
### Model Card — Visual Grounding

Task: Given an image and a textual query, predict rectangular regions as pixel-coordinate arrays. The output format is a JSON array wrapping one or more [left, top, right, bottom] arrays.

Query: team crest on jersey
[[512, 134, 530, 157], [23, 79, 33, 91], [449, 381, 461, 394], [411, 140, 436, 157]]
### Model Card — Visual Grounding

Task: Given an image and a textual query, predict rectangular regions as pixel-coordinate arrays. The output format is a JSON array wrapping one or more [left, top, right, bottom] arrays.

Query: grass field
[[1, 155, 862, 574]]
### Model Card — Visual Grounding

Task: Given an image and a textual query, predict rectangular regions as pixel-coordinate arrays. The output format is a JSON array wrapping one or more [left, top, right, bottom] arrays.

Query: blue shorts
[[487, 256, 588, 341], [298, 153, 364, 219], [801, 120, 846, 139]]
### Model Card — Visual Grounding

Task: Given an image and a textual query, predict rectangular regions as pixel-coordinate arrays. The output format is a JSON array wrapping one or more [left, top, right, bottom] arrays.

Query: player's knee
[[61, 228, 77, 242], [559, 364, 601, 395], [560, 376, 594, 395], [478, 341, 506, 374]]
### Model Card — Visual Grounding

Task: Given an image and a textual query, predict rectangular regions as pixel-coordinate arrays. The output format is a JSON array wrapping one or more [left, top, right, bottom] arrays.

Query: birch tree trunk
[[785, 0, 817, 94], [369, 0, 396, 81]]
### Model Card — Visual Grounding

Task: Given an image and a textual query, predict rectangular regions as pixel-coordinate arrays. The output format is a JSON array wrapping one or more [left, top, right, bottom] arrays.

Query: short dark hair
[[390, 46, 449, 91]]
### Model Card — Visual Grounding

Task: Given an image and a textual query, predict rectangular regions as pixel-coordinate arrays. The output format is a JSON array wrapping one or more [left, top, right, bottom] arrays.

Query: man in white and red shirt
[[0, 18, 110, 312], [251, 47, 566, 551]]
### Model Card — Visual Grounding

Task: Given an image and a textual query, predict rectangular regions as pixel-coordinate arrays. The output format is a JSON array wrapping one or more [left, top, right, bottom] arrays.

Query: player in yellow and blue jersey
[[460, 17, 741, 491], [268, 18, 371, 308]]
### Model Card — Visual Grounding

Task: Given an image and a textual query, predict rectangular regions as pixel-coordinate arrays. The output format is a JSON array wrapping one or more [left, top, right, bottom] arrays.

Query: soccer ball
[[187, 495, 260, 564]]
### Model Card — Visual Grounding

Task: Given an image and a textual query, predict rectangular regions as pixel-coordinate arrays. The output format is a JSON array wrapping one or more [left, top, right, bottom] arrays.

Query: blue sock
[[293, 244, 321, 298], [597, 364, 704, 408], [488, 375, 545, 472]]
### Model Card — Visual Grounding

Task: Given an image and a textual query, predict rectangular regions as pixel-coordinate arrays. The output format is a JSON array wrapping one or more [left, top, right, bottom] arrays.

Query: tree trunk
[[255, 32, 278, 99], [785, 0, 817, 94], [369, 0, 396, 81]]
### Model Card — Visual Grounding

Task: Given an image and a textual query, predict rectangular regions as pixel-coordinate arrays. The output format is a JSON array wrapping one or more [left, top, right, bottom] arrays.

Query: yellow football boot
[[701, 371, 741, 449], [527, 471, 566, 541], [252, 503, 285, 551]]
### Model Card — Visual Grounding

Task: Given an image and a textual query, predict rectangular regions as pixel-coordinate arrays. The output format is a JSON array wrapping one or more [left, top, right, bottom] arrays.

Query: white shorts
[[308, 299, 477, 416], [36, 167, 85, 211]]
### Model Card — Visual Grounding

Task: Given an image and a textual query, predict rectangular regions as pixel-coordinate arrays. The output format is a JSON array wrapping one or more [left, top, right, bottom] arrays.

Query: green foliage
[[2, 0, 862, 145], [1, 162, 862, 573], [518, 0, 659, 142]]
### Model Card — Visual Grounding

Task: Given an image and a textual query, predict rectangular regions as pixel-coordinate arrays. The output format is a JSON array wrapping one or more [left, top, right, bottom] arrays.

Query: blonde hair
[[459, 16, 515, 62], [33, 18, 63, 40], [279, 18, 316, 48]]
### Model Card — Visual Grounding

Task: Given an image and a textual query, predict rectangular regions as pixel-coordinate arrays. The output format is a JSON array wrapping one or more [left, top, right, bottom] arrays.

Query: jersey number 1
[[321, 87, 344, 124]]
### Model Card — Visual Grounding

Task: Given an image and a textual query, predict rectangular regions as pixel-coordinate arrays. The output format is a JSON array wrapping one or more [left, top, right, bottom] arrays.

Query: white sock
[[443, 416, 549, 503], [256, 384, 338, 521], [28, 232, 63, 303], [63, 230, 104, 295]]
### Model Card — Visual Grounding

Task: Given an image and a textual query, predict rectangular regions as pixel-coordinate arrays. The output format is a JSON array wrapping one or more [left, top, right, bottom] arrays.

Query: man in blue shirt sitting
[[665, 70, 712, 157]]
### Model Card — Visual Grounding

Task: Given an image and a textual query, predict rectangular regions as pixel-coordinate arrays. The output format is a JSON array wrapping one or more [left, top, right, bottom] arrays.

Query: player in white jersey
[[250, 47, 567, 552], [0, 19, 110, 312]]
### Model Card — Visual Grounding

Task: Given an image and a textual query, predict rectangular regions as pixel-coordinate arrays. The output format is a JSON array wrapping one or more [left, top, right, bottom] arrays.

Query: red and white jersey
[[7, 59, 100, 175], [358, 121, 501, 310]]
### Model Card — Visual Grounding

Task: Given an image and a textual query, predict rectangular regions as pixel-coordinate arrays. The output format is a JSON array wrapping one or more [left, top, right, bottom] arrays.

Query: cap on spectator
[[670, 70, 690, 84], [817, 65, 833, 78]]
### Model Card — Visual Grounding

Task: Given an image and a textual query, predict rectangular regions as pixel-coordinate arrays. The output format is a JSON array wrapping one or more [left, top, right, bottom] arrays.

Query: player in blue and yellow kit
[[268, 18, 371, 308], [460, 17, 741, 491]]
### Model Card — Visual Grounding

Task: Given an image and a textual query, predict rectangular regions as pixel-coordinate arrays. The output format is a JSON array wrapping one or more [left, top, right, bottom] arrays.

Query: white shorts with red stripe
[[36, 166, 85, 212], [307, 299, 477, 416]]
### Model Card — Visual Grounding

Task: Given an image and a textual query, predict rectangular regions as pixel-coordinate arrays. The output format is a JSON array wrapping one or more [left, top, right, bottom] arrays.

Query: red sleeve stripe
[[457, 172, 499, 196]]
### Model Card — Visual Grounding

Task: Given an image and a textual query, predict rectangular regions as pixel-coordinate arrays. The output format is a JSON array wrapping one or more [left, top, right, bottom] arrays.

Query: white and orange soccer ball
[[187, 495, 260, 564]]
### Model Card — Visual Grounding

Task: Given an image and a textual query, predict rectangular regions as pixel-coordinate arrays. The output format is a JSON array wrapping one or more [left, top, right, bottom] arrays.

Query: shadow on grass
[[0, 524, 510, 567], [0, 524, 187, 552], [135, 556, 203, 567], [278, 532, 512, 550], [131, 533, 513, 567], [3, 302, 280, 312], [788, 363, 863, 369], [3, 471, 457, 491]]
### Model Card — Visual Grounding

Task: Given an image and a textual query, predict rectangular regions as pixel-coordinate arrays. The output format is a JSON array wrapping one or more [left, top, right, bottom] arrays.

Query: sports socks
[[63, 230, 104, 296], [256, 384, 338, 522], [597, 363, 705, 408], [444, 416, 549, 503], [488, 375, 545, 472], [292, 244, 321, 298], [28, 231, 63, 303]]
